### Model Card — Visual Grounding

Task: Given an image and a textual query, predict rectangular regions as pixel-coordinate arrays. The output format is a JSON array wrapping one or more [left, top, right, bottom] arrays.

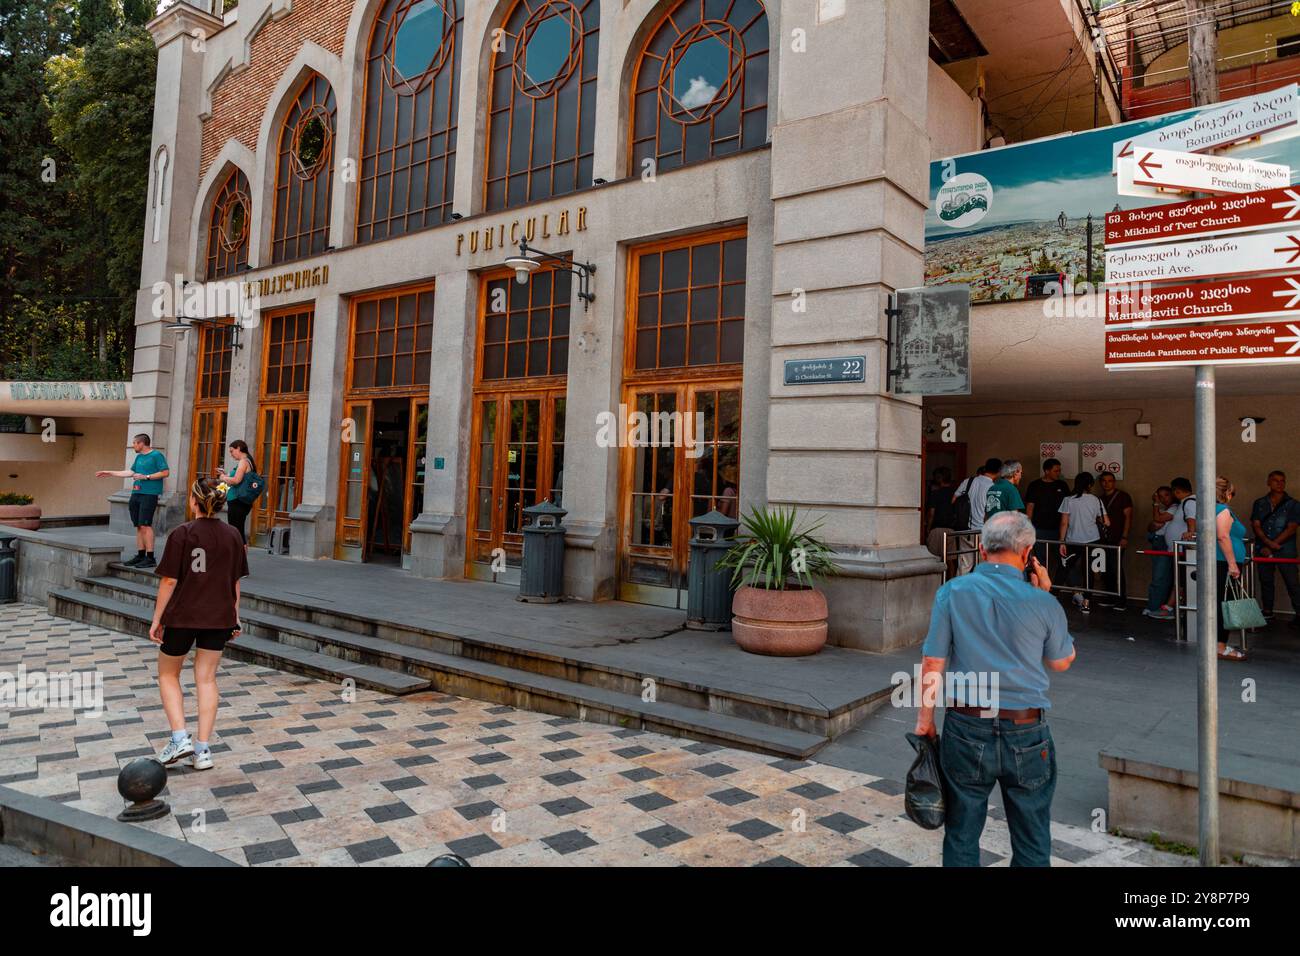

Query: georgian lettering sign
[[242, 264, 330, 300], [7, 381, 128, 401], [783, 356, 866, 385], [1105, 321, 1300, 369], [456, 206, 588, 256]]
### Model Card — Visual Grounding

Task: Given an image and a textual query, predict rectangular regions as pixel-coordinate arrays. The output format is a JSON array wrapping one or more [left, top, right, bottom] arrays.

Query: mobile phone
[[1025, 556, 1038, 582]]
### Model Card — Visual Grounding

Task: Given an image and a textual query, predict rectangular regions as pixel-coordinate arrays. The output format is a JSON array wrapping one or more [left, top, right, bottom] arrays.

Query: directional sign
[[1105, 320, 1300, 369], [1105, 186, 1300, 247], [1120, 148, 1289, 196], [1112, 84, 1300, 169], [1106, 275, 1300, 328], [1105, 232, 1300, 283]]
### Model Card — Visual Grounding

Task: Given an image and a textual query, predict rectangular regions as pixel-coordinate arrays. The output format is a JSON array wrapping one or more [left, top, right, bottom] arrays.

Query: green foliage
[[0, 493, 36, 506], [716, 506, 841, 591], [3, 341, 120, 380]]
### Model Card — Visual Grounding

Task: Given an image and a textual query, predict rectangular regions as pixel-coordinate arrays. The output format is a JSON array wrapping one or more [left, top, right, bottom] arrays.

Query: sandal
[[1217, 647, 1248, 662]]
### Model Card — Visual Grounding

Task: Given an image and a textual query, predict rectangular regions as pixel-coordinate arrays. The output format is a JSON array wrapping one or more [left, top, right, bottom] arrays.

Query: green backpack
[[229, 465, 268, 505]]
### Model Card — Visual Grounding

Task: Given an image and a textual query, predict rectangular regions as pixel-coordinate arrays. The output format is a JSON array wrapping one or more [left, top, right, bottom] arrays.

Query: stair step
[[55, 582, 827, 758], [48, 589, 430, 695]]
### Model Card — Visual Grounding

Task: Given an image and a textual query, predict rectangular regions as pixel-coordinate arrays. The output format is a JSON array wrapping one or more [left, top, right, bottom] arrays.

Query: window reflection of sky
[[525, 14, 570, 86], [394, 0, 445, 80], [674, 36, 727, 110]]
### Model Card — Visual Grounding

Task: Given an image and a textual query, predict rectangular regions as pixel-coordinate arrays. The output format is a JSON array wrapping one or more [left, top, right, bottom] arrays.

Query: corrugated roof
[[1098, 0, 1294, 70]]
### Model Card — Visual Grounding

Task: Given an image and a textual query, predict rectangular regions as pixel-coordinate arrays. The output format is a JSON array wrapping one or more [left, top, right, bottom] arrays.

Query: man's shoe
[[157, 736, 194, 766], [191, 750, 213, 771], [135, 555, 156, 570], [122, 554, 145, 567], [1143, 607, 1174, 621]]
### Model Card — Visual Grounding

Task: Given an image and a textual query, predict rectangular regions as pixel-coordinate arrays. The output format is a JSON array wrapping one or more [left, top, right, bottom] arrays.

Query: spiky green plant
[[716, 506, 840, 590], [0, 493, 34, 506]]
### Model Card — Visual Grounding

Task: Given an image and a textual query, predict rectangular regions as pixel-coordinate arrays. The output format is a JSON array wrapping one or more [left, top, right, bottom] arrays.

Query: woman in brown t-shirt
[[149, 477, 250, 770]]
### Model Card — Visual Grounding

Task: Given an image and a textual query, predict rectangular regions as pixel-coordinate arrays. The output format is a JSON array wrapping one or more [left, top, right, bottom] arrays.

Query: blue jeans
[[1146, 553, 1174, 612], [940, 711, 1057, 867]]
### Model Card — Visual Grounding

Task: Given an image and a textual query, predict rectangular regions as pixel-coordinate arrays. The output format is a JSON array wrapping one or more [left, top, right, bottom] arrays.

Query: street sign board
[[1106, 275, 1300, 328], [1112, 85, 1300, 169], [1105, 231, 1300, 283], [1120, 148, 1289, 196], [783, 356, 866, 385], [1105, 320, 1300, 369], [1105, 186, 1300, 247]]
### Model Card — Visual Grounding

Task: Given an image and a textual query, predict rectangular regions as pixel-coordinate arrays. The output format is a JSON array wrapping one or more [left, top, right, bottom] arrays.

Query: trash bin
[[0, 536, 15, 605], [686, 510, 739, 630], [519, 500, 567, 604]]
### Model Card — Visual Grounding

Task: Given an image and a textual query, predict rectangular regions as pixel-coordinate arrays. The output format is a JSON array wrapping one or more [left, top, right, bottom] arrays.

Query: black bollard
[[116, 758, 170, 822], [426, 853, 471, 867]]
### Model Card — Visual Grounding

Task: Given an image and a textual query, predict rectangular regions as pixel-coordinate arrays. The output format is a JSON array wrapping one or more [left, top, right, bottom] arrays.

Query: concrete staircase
[[49, 564, 892, 758]]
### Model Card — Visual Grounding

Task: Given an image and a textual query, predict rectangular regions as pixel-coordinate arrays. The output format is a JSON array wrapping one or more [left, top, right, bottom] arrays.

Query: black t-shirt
[[927, 484, 957, 528], [1025, 478, 1070, 531], [1098, 489, 1134, 543], [156, 518, 249, 629]]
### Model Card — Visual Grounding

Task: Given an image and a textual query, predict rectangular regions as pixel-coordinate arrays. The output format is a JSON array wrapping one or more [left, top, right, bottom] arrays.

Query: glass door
[[335, 401, 371, 561], [190, 408, 229, 489], [619, 382, 741, 607], [467, 390, 566, 581], [253, 403, 307, 545], [403, 400, 429, 556]]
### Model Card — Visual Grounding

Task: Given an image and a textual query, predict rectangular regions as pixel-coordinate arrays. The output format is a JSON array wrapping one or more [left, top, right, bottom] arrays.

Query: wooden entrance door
[[467, 390, 566, 575], [619, 381, 741, 607], [188, 322, 234, 489], [253, 403, 307, 543]]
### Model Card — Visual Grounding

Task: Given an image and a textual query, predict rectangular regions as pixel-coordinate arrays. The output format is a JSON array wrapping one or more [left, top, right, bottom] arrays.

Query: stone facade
[[124, 0, 943, 651]]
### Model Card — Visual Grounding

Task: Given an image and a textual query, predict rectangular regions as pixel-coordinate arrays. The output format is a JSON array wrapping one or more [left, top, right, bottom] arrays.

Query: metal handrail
[[940, 530, 1126, 598]]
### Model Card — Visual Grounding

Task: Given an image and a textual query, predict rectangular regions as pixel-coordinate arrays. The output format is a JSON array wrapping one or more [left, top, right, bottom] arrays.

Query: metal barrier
[[1172, 539, 1260, 647], [939, 530, 1125, 598]]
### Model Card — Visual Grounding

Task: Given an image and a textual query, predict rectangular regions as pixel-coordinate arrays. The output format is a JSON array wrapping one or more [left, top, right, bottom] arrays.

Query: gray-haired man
[[915, 511, 1077, 866]]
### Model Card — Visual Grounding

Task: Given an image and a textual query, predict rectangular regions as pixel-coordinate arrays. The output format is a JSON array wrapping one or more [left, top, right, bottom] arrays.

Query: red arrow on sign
[[1276, 235, 1300, 264], [1137, 151, 1162, 179], [1117, 140, 1134, 160]]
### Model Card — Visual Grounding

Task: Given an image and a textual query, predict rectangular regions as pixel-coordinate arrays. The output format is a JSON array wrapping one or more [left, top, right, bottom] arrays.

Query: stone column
[[767, 0, 941, 651], [289, 292, 347, 558], [112, 4, 225, 536], [409, 270, 475, 578]]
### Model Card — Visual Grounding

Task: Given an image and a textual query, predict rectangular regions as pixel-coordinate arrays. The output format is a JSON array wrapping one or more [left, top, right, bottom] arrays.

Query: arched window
[[630, 0, 768, 176], [484, 0, 599, 211], [152, 146, 169, 244], [205, 167, 251, 280], [272, 71, 337, 264], [358, 0, 465, 243]]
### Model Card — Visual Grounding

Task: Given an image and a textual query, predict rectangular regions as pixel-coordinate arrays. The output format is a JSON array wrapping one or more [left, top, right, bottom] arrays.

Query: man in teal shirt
[[984, 459, 1025, 519], [96, 433, 170, 569]]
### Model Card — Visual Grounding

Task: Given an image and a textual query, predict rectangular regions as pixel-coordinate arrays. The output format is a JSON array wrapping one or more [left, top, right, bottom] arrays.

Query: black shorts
[[128, 493, 159, 528], [160, 626, 235, 657]]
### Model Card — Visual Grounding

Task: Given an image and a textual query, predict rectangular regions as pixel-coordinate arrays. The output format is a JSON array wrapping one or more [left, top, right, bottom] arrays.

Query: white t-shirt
[[1163, 495, 1196, 547], [1059, 493, 1104, 543], [955, 474, 994, 529]]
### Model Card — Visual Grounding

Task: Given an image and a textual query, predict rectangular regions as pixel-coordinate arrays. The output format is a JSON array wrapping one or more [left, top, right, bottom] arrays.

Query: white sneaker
[[158, 736, 194, 766], [191, 749, 214, 771]]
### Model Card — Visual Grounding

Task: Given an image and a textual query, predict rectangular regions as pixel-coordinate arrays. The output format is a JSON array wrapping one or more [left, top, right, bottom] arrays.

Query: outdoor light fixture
[[1058, 417, 1081, 428], [450, 212, 464, 221], [166, 282, 244, 350], [593, 178, 608, 185], [503, 240, 597, 310]]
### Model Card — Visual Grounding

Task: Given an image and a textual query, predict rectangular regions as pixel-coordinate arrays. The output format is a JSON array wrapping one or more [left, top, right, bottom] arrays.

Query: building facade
[[123, 0, 944, 652]]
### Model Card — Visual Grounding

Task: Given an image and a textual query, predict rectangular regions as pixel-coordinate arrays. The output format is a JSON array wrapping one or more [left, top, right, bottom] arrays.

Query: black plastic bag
[[904, 732, 946, 830]]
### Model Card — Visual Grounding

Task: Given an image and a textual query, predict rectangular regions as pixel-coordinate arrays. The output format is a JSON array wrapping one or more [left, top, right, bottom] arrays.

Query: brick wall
[[199, 0, 355, 181]]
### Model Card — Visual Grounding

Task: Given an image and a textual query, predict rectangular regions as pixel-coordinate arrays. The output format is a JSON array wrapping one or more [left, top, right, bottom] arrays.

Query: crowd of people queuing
[[925, 457, 1300, 660]]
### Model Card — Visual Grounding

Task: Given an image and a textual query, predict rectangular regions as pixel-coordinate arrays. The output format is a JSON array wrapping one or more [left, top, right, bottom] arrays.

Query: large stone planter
[[731, 585, 828, 657], [0, 504, 40, 532]]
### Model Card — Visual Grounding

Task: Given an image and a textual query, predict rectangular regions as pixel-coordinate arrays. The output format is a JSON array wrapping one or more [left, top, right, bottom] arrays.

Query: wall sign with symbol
[[1081, 442, 1124, 480]]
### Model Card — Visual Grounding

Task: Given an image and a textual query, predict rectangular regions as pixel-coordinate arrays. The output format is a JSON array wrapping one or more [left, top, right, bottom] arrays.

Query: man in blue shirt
[[96, 433, 170, 569], [914, 511, 1076, 867], [1251, 470, 1300, 628]]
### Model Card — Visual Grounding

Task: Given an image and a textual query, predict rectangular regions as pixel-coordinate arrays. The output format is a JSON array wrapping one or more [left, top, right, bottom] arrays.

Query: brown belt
[[950, 705, 1042, 724]]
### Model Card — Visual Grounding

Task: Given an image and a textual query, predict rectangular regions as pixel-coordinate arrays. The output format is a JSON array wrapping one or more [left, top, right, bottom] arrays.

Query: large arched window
[[630, 0, 768, 176], [484, 0, 599, 211], [272, 71, 337, 264], [357, 0, 465, 243], [205, 167, 251, 280]]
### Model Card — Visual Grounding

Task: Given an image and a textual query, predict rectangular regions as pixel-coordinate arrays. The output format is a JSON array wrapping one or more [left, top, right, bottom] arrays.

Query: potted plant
[[0, 493, 40, 531], [716, 506, 839, 657]]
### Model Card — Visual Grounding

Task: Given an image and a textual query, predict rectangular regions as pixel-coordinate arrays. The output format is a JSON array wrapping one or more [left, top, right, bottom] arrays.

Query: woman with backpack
[[1058, 472, 1109, 614], [215, 439, 259, 547], [150, 477, 249, 770]]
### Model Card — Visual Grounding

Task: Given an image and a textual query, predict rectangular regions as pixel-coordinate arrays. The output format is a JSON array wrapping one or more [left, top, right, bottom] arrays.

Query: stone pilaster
[[767, 0, 941, 651], [289, 292, 347, 558]]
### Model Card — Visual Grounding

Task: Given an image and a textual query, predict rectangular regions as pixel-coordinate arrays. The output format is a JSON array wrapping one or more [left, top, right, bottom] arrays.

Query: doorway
[[337, 396, 428, 563]]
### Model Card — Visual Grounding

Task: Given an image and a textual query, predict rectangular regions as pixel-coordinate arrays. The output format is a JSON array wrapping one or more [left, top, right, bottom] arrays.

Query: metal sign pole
[[1194, 364, 1219, 865]]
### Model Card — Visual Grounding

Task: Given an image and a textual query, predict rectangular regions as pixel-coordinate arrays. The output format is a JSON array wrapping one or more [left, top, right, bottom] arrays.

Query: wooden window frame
[[188, 321, 235, 490], [483, 0, 599, 212], [260, 306, 315, 401], [476, 264, 573, 385], [272, 72, 337, 265], [356, 0, 465, 244], [628, 0, 769, 177], [205, 168, 251, 280], [622, 224, 747, 386], [346, 284, 436, 394]]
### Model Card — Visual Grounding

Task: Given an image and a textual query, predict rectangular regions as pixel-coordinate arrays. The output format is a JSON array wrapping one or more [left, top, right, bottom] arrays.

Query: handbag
[[1221, 575, 1266, 631]]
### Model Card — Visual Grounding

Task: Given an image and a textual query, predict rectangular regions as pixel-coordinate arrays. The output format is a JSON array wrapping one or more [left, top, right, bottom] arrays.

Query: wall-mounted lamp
[[450, 212, 464, 221], [167, 281, 244, 350], [502, 240, 597, 310], [593, 177, 608, 185], [1058, 417, 1081, 428]]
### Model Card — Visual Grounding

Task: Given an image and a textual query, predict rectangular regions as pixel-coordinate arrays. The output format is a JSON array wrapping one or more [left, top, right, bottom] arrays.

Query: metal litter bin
[[686, 510, 739, 630], [519, 500, 567, 604], [0, 536, 16, 604]]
